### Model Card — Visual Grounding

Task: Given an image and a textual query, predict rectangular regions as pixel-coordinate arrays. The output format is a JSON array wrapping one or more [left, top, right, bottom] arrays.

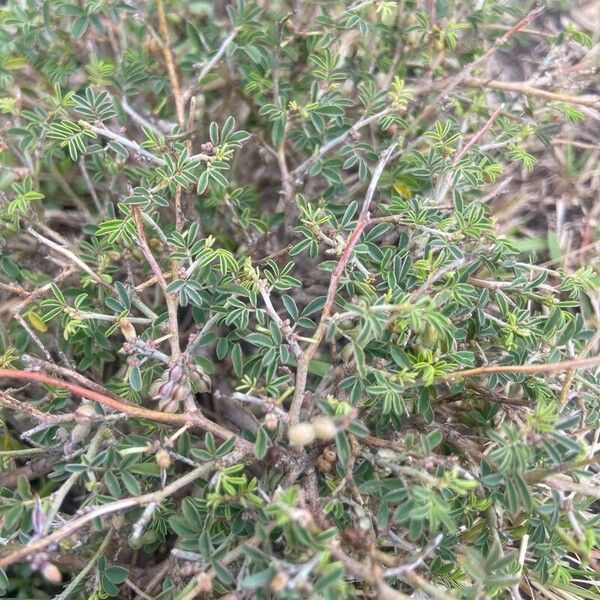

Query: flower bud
[[171, 383, 191, 403], [158, 396, 179, 413], [167, 363, 184, 382], [32, 495, 46, 535], [311, 417, 337, 440], [287, 423, 315, 446]]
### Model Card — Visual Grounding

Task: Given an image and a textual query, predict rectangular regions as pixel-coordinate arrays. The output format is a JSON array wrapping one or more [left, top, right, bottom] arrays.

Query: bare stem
[[132, 206, 181, 361], [0, 450, 248, 569], [451, 355, 600, 379], [0, 368, 251, 445], [156, 0, 185, 126], [464, 77, 600, 109], [288, 140, 398, 425]]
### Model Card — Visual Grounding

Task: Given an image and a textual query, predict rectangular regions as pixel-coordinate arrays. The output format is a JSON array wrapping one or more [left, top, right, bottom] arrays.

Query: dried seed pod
[[322, 447, 337, 462], [287, 422, 315, 446], [119, 318, 137, 342], [316, 454, 333, 472]]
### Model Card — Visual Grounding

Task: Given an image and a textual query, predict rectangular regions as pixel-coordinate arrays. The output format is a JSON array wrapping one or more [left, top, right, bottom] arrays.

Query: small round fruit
[[312, 416, 337, 440], [287, 423, 315, 446]]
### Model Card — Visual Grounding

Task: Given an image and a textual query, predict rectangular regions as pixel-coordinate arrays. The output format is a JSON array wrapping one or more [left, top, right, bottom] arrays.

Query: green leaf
[[104, 565, 129, 584], [335, 432, 350, 465], [71, 15, 89, 39], [254, 426, 269, 460], [241, 568, 275, 589], [121, 471, 141, 495]]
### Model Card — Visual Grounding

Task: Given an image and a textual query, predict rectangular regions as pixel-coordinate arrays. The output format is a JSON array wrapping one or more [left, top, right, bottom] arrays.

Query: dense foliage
[[1, 0, 599, 598]]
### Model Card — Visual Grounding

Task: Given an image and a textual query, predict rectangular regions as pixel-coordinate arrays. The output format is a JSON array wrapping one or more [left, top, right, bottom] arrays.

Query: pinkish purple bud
[[155, 379, 175, 399], [167, 363, 184, 382]]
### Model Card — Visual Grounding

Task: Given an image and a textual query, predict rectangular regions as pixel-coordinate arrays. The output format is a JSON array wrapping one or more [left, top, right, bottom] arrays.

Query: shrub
[[0, 1, 599, 598]]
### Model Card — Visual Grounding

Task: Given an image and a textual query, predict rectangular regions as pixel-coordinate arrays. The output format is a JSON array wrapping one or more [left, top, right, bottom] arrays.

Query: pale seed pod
[[264, 412, 278, 430], [311, 416, 337, 440], [269, 571, 289, 593], [39, 561, 62, 585], [167, 363, 184, 383], [340, 343, 354, 362], [153, 378, 175, 400], [155, 449, 171, 470], [189, 365, 211, 393], [149, 376, 167, 399], [287, 422, 315, 446], [194, 573, 213, 594], [75, 403, 96, 423], [70, 422, 91, 446]]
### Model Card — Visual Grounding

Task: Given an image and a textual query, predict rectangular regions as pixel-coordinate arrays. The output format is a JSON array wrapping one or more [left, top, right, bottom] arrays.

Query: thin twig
[[52, 529, 115, 600], [412, 5, 546, 130], [82, 122, 165, 165], [0, 368, 251, 445], [453, 104, 504, 165], [26, 228, 111, 290], [451, 355, 600, 379], [156, 0, 185, 126], [132, 206, 181, 361], [259, 283, 302, 358], [292, 107, 392, 178], [0, 450, 249, 569], [185, 29, 238, 101], [288, 140, 398, 425], [464, 77, 600, 109]]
